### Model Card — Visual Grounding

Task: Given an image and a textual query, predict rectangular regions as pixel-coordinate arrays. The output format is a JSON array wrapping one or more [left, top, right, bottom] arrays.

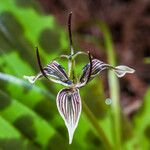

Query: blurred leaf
[[0, 116, 20, 139], [143, 57, 150, 64], [0, 89, 69, 149], [0, 116, 39, 149], [82, 78, 113, 145], [132, 88, 150, 150]]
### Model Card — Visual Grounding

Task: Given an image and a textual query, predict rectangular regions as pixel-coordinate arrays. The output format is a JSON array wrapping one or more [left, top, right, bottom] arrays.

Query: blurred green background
[[0, 0, 149, 150]]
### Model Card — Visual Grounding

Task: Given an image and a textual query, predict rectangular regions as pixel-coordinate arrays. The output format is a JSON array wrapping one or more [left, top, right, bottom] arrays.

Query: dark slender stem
[[86, 51, 92, 84], [36, 47, 48, 79], [68, 12, 74, 54]]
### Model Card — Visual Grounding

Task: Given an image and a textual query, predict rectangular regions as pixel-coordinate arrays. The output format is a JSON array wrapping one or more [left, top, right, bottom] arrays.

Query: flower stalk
[[98, 21, 121, 150], [82, 100, 113, 150], [67, 12, 76, 82]]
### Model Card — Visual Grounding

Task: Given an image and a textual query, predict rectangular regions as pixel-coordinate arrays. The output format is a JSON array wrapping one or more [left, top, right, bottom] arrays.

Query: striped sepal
[[24, 61, 72, 86], [56, 88, 81, 144], [80, 59, 110, 84]]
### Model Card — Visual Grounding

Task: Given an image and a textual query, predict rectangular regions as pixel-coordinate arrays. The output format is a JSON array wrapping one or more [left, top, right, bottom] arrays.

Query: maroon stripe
[[52, 62, 68, 79], [72, 93, 76, 124], [47, 61, 68, 81]]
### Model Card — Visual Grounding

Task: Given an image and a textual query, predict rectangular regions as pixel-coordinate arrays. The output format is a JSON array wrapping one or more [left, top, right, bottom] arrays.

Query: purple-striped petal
[[79, 59, 135, 85], [56, 88, 81, 144], [24, 61, 72, 86], [80, 59, 110, 84]]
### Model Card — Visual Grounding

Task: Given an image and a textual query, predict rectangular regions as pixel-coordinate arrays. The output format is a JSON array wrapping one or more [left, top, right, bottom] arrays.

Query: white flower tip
[[68, 126, 75, 144], [23, 75, 35, 84], [56, 88, 81, 145], [114, 65, 135, 77]]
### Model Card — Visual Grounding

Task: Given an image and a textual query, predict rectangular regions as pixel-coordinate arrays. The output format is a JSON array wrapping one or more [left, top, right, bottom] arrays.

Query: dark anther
[[68, 12, 73, 51], [86, 51, 92, 84], [36, 47, 49, 80]]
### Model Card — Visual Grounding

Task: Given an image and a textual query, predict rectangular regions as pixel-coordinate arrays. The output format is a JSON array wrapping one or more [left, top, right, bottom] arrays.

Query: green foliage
[[0, 0, 109, 149], [0, 0, 149, 150]]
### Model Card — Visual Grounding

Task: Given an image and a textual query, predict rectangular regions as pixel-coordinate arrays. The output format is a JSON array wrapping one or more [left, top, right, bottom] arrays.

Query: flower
[[24, 53, 134, 144], [24, 13, 135, 144]]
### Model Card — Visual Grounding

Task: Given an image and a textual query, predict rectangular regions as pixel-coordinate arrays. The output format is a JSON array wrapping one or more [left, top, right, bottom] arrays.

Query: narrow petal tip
[[68, 126, 74, 144], [23, 75, 36, 84], [114, 65, 135, 77]]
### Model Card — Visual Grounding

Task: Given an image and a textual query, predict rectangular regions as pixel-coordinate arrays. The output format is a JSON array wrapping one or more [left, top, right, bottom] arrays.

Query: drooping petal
[[80, 59, 110, 84], [24, 61, 72, 86], [56, 88, 81, 144], [114, 65, 135, 77]]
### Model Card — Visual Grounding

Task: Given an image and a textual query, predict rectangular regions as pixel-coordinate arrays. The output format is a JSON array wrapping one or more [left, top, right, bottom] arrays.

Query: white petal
[[114, 65, 135, 77], [56, 88, 82, 144], [23, 75, 39, 84]]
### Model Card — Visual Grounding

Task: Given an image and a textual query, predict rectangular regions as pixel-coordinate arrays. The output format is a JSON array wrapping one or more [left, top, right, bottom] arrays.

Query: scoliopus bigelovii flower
[[24, 13, 135, 144]]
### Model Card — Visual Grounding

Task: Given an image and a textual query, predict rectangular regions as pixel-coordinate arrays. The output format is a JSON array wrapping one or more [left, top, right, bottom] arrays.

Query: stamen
[[36, 47, 49, 80], [68, 12, 74, 55], [86, 51, 92, 84]]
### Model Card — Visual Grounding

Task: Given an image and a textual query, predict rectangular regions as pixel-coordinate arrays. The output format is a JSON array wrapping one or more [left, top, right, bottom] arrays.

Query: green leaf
[[133, 88, 150, 149]]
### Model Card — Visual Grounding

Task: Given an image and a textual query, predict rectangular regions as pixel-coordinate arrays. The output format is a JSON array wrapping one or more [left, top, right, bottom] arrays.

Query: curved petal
[[24, 61, 72, 86], [79, 59, 135, 86], [80, 59, 110, 84], [114, 65, 135, 77], [56, 88, 81, 144]]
